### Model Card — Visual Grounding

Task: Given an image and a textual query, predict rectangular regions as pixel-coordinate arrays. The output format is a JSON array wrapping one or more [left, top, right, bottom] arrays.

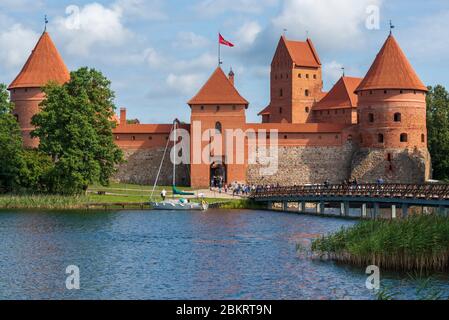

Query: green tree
[[426, 85, 449, 180], [0, 84, 24, 192], [31, 68, 124, 195], [17, 150, 53, 193]]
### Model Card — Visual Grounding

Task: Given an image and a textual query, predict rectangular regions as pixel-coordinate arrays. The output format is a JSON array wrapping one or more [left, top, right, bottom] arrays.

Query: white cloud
[[53, 3, 132, 56], [235, 21, 262, 47], [272, 0, 383, 50], [173, 31, 210, 49], [0, 23, 39, 68], [195, 0, 278, 16], [113, 0, 167, 21], [166, 73, 205, 96]]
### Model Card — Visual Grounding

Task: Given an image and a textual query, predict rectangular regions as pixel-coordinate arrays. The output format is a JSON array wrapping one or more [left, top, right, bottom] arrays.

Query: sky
[[0, 0, 448, 124]]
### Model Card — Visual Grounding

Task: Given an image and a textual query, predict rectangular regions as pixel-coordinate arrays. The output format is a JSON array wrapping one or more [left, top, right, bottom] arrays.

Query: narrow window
[[421, 134, 425, 143], [298, 73, 302, 78], [384, 90, 388, 94], [14, 114, 19, 122], [284, 135, 288, 139], [216, 105, 220, 111], [280, 89, 283, 97], [369, 113, 374, 123], [201, 105, 204, 110], [305, 107, 310, 113], [394, 113, 401, 122], [149, 136, 153, 140], [306, 74, 309, 79], [378, 134, 384, 143], [279, 107, 283, 114], [215, 122, 222, 134], [400, 133, 408, 143], [313, 74, 317, 79], [305, 89, 309, 97], [132, 136, 136, 141]]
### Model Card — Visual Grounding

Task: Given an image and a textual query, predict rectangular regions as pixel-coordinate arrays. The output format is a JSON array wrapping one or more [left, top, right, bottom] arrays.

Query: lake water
[[0, 209, 448, 300]]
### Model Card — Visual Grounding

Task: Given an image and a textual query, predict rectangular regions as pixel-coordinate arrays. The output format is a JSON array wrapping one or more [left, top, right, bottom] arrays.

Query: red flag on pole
[[219, 33, 234, 47]]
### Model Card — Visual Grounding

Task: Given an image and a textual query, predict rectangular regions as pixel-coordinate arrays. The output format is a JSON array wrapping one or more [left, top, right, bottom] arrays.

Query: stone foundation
[[246, 143, 356, 185], [114, 148, 190, 186], [350, 148, 431, 183]]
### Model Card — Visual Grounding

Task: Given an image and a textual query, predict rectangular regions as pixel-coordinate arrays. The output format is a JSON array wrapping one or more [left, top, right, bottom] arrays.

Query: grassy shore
[[311, 215, 449, 272], [0, 183, 255, 210]]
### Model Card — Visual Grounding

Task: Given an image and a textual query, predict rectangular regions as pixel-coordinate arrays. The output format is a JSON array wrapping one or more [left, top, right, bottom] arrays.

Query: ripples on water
[[0, 209, 448, 300]]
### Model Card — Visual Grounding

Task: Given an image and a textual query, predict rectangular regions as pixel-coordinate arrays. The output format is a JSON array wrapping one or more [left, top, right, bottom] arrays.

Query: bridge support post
[[317, 201, 325, 214], [402, 204, 409, 218], [340, 203, 345, 216], [373, 203, 380, 219], [362, 203, 367, 218], [267, 202, 273, 210], [391, 205, 397, 219], [282, 202, 288, 211]]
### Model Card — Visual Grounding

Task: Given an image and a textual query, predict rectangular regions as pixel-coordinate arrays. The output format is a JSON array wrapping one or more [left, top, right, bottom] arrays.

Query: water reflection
[[0, 209, 448, 300]]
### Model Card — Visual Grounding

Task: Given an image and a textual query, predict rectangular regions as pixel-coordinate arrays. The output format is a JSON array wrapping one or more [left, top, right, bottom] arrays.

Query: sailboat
[[150, 120, 209, 211]]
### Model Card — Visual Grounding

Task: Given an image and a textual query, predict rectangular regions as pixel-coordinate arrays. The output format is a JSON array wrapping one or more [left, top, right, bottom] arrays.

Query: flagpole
[[218, 32, 221, 66]]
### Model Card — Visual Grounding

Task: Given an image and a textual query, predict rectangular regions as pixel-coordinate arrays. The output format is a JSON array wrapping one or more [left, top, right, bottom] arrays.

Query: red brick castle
[[9, 31, 431, 188]]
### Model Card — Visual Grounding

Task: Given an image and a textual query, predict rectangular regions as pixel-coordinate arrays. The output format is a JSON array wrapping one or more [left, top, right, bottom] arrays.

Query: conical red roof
[[188, 67, 248, 105], [8, 32, 70, 90], [355, 35, 427, 92]]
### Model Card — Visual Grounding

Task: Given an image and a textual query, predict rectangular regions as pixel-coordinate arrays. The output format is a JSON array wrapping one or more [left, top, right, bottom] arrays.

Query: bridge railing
[[251, 184, 449, 201]]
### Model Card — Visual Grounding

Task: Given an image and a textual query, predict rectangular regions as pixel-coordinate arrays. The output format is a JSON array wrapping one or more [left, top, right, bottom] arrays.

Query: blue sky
[[0, 0, 448, 124]]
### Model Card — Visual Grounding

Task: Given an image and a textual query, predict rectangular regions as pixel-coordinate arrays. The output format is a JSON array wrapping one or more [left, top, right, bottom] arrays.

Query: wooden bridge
[[250, 184, 449, 219]]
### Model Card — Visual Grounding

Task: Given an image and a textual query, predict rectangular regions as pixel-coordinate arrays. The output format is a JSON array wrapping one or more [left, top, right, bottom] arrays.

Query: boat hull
[[150, 201, 209, 211]]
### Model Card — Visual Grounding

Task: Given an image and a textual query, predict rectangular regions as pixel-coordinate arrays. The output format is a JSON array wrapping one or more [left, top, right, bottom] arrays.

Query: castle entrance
[[210, 162, 227, 187]]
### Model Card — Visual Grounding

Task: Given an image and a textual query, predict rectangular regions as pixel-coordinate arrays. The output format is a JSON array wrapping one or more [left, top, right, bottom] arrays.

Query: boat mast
[[173, 120, 177, 193]]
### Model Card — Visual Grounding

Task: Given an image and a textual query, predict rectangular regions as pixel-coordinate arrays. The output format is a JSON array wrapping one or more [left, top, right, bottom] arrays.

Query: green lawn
[[0, 183, 247, 209]]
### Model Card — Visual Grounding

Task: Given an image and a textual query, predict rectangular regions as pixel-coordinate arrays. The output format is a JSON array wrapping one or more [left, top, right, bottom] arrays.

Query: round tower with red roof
[[352, 34, 431, 182], [8, 32, 70, 148]]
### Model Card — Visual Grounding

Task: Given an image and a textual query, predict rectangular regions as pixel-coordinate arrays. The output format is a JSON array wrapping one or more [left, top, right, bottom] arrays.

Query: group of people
[[210, 180, 262, 197]]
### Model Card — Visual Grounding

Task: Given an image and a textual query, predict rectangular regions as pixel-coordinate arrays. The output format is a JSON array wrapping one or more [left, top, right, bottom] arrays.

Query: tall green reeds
[[0, 195, 87, 209], [311, 215, 449, 272]]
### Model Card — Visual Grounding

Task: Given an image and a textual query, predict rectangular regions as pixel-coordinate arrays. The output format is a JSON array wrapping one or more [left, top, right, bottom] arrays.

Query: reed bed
[[217, 199, 265, 210], [0, 194, 87, 210], [311, 215, 449, 272]]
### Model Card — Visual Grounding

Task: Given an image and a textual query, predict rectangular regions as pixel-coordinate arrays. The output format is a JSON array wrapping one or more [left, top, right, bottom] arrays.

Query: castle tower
[[8, 32, 70, 148], [258, 36, 323, 124], [188, 67, 249, 188], [351, 34, 431, 183]]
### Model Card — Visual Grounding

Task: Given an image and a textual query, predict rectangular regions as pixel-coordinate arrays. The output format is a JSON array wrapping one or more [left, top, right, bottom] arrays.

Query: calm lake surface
[[0, 209, 448, 300]]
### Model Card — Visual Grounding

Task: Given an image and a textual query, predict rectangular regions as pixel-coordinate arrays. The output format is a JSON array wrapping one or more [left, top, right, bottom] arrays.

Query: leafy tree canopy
[[0, 83, 24, 191], [31, 68, 124, 194], [426, 85, 449, 181]]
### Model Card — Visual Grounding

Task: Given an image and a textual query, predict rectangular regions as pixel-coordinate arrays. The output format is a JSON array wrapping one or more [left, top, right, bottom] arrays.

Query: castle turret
[[351, 34, 431, 183], [258, 36, 323, 124], [8, 32, 70, 148], [188, 67, 249, 188]]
